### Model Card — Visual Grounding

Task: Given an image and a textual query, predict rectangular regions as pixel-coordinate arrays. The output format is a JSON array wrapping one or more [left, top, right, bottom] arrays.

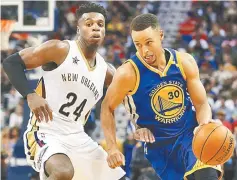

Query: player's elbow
[[3, 54, 13, 70], [3, 53, 25, 72]]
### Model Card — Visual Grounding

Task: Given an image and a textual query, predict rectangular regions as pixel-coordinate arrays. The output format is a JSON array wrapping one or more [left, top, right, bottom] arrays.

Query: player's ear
[[77, 26, 80, 34], [160, 29, 164, 41]]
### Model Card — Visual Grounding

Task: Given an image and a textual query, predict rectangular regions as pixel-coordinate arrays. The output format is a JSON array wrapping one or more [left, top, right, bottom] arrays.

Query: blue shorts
[[144, 127, 222, 180]]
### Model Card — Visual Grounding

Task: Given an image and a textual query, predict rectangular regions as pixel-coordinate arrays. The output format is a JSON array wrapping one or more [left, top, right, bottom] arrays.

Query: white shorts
[[23, 130, 125, 180]]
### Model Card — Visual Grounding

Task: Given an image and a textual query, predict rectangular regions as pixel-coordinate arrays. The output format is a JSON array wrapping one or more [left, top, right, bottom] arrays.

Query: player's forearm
[[194, 101, 212, 125], [3, 53, 35, 98], [101, 102, 117, 151]]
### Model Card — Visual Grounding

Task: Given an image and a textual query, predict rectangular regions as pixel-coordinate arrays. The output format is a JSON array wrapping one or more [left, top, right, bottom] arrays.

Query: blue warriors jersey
[[125, 48, 198, 140], [124, 49, 223, 179]]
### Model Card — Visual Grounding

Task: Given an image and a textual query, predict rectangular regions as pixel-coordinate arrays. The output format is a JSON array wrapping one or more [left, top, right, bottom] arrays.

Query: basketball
[[192, 123, 235, 165]]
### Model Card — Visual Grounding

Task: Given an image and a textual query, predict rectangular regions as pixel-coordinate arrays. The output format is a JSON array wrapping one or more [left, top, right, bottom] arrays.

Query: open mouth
[[144, 55, 154, 62], [91, 34, 101, 39]]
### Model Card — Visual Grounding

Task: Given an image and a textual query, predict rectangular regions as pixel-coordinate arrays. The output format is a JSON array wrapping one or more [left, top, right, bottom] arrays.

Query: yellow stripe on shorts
[[184, 159, 223, 180]]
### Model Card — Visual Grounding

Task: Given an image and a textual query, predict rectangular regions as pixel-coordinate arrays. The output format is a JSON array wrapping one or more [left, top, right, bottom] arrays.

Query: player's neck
[[77, 39, 97, 62], [155, 49, 167, 72]]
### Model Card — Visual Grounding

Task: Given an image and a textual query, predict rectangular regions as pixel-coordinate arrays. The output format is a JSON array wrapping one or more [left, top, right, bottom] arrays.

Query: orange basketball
[[192, 123, 235, 165]]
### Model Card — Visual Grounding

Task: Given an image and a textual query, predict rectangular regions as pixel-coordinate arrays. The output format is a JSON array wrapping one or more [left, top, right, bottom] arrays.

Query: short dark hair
[[76, 2, 107, 20], [130, 13, 159, 32]]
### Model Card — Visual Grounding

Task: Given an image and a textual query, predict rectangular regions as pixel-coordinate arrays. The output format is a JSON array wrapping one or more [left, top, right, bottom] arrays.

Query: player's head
[[76, 3, 107, 48], [130, 13, 164, 66]]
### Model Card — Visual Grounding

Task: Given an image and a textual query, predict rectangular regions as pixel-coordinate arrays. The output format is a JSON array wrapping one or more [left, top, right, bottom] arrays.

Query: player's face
[[132, 27, 164, 66], [78, 12, 105, 47]]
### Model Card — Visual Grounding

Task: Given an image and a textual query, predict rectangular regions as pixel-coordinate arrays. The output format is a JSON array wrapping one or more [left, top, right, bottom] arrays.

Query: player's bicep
[[103, 64, 136, 111], [183, 53, 208, 107], [19, 40, 68, 69], [104, 75, 130, 111]]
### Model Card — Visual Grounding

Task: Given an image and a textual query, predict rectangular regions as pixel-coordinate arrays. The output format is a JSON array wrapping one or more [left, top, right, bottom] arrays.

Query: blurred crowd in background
[[1, 1, 237, 180]]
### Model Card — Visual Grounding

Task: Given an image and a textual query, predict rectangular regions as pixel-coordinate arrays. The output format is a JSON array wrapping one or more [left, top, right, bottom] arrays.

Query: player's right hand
[[193, 119, 223, 135], [107, 148, 125, 169], [133, 128, 155, 143], [27, 93, 53, 122]]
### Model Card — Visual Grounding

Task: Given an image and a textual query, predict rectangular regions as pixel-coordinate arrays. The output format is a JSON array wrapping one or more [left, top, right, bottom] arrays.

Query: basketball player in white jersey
[[3, 3, 125, 180]]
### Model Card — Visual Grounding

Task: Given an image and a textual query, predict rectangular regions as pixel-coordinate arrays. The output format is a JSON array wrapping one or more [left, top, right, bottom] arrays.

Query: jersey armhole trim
[[83, 110, 91, 126], [126, 59, 140, 95], [175, 51, 187, 80]]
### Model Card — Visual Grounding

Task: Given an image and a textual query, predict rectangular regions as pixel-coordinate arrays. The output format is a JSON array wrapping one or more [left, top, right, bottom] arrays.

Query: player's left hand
[[107, 147, 125, 169], [133, 128, 155, 143], [193, 119, 222, 135]]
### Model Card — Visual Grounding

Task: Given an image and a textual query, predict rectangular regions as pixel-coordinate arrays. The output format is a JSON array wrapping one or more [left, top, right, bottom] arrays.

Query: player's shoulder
[[175, 50, 199, 78], [116, 60, 136, 80], [39, 40, 69, 65], [175, 50, 197, 68], [43, 39, 69, 51], [175, 50, 195, 63], [110, 60, 136, 86], [111, 61, 136, 93]]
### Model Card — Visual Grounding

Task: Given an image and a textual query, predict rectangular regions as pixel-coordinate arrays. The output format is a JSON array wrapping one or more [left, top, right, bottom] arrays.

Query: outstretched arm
[[101, 62, 136, 168], [3, 40, 68, 97], [3, 40, 69, 122]]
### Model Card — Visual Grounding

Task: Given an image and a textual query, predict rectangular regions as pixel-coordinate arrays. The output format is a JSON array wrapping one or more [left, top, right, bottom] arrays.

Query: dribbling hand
[[133, 128, 155, 143], [107, 148, 125, 169], [27, 93, 53, 122], [193, 119, 222, 135]]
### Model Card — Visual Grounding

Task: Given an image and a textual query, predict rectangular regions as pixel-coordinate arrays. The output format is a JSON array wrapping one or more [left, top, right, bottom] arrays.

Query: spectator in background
[[206, 6, 217, 24], [112, 38, 126, 65], [2, 88, 22, 112], [136, 1, 154, 14], [9, 104, 23, 128], [192, 26, 208, 41], [208, 23, 225, 55], [200, 44, 218, 70], [222, 23, 237, 68], [173, 32, 189, 52], [216, 110, 233, 132], [223, 53, 237, 72], [1, 128, 10, 157], [224, 1, 237, 23], [179, 11, 198, 43], [189, 33, 209, 64], [8, 127, 20, 157], [107, 13, 125, 36], [214, 95, 235, 121]]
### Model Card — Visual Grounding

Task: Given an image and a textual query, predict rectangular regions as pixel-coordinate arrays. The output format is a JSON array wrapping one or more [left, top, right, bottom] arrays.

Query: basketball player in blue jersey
[[3, 3, 125, 180], [101, 13, 223, 180]]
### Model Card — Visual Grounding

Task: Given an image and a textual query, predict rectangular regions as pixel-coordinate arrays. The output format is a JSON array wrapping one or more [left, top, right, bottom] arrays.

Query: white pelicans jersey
[[26, 40, 107, 135]]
